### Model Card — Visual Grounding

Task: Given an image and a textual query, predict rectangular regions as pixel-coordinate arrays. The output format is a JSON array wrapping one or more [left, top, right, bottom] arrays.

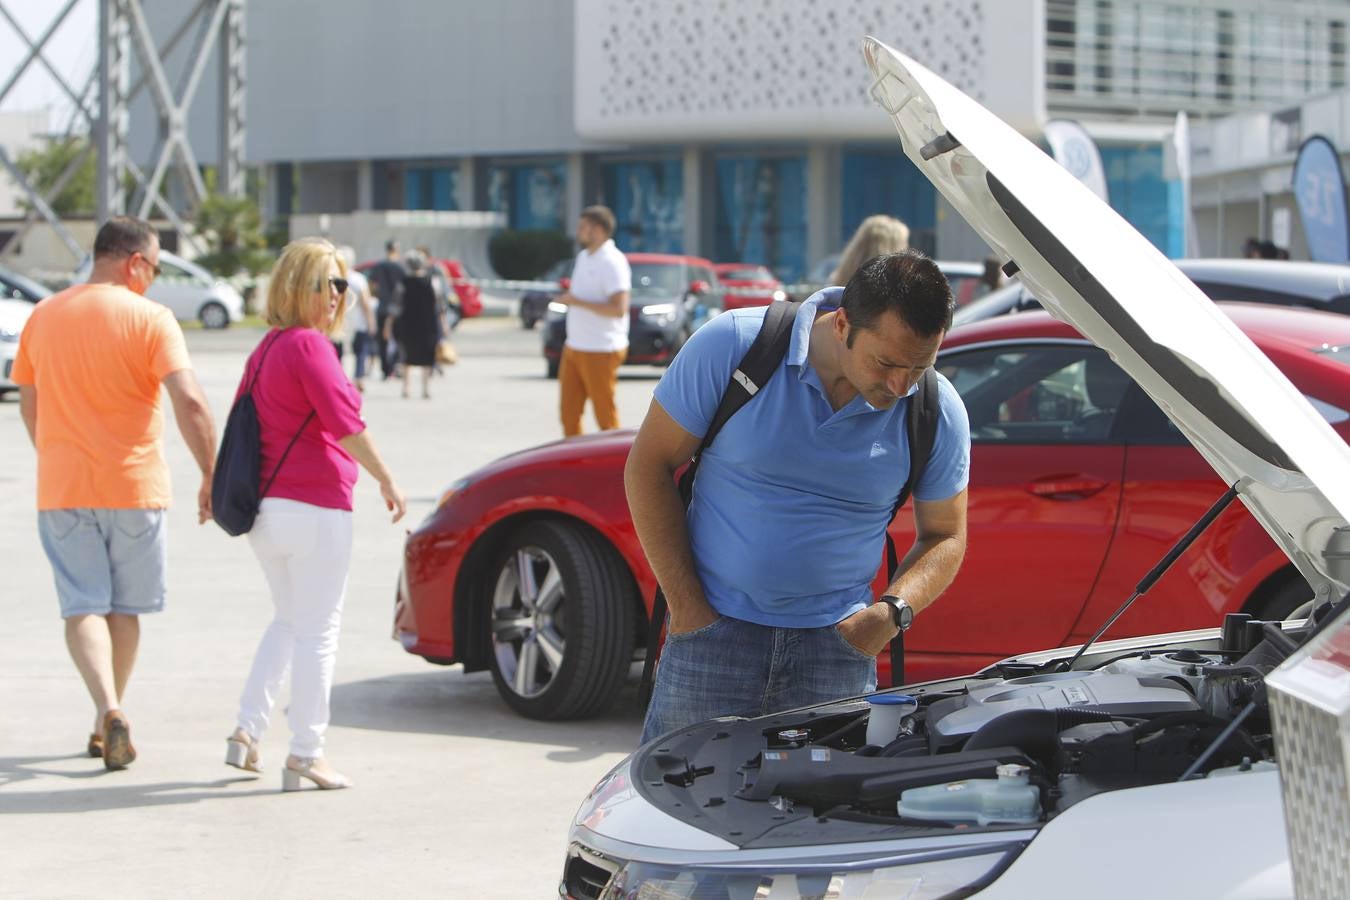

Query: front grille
[[562, 853, 615, 900]]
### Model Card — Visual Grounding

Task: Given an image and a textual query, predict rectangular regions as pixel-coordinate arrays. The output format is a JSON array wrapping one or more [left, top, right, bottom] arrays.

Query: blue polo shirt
[[652, 289, 970, 628]]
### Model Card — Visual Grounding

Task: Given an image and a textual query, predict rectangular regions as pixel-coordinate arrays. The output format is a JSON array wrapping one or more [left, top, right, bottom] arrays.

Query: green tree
[[14, 136, 96, 217], [193, 190, 274, 276]]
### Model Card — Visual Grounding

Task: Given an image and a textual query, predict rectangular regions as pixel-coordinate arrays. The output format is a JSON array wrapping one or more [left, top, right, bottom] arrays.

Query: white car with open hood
[[561, 40, 1350, 900]]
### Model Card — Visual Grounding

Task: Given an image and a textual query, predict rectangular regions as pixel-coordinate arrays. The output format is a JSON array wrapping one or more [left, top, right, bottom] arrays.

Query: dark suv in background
[[541, 253, 723, 378]]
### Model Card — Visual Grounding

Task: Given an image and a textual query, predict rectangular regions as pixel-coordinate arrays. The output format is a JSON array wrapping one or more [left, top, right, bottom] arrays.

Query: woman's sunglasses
[[319, 276, 348, 296]]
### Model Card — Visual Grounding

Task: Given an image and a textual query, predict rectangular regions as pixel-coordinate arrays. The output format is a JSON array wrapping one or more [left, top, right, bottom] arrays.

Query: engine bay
[[632, 613, 1299, 850]]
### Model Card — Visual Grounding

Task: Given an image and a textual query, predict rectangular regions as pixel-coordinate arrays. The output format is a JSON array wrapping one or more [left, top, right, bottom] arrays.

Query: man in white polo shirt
[[557, 205, 633, 436]]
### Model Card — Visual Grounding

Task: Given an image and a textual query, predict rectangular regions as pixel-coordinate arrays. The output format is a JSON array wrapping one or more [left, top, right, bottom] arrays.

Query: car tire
[[546, 357, 560, 379], [485, 520, 635, 720], [199, 301, 230, 329], [1254, 575, 1314, 621]]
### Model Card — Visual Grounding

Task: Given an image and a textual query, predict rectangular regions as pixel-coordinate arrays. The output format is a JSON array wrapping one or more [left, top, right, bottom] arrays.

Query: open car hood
[[862, 38, 1350, 603]]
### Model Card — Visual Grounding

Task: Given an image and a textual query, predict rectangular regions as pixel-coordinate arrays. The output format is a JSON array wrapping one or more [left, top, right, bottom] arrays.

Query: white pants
[[236, 498, 352, 758]]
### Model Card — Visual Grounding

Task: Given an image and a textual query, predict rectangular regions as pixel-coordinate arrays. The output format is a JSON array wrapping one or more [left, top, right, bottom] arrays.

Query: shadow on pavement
[[0, 770, 270, 814], [329, 668, 643, 762]]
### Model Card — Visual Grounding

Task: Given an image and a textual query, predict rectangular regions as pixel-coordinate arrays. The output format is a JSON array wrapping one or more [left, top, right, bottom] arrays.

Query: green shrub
[[488, 229, 574, 280]]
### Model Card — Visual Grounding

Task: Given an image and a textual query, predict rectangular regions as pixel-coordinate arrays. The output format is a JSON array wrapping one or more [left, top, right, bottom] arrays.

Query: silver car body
[[564, 38, 1350, 900]]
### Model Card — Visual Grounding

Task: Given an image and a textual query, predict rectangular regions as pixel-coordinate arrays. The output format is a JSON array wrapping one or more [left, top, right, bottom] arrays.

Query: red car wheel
[[485, 520, 635, 719]]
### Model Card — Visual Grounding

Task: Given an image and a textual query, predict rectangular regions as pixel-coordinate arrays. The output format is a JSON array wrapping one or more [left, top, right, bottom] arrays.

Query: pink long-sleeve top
[[237, 328, 366, 510]]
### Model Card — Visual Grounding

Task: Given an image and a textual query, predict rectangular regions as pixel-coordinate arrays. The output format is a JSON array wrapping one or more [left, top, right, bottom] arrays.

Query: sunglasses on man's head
[[319, 276, 348, 295]]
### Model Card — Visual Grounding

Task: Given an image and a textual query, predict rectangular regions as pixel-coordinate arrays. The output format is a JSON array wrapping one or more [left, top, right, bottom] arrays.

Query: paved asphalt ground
[[0, 308, 664, 898]]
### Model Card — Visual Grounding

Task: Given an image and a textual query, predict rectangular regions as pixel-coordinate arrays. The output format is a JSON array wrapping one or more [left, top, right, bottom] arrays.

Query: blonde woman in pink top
[[225, 238, 407, 791]]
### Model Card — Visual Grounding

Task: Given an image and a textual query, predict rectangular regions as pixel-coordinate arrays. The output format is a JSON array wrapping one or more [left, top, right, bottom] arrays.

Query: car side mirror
[[558, 276, 571, 291], [689, 279, 710, 295]]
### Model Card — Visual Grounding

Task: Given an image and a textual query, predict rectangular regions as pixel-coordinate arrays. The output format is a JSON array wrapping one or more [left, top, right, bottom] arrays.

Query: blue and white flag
[[1044, 119, 1109, 204], [1293, 135, 1350, 263]]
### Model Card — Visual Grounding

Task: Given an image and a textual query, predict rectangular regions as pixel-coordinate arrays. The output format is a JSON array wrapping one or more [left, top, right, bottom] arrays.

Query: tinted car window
[[158, 260, 197, 284], [719, 266, 773, 281], [939, 343, 1131, 443], [1188, 281, 1317, 309]]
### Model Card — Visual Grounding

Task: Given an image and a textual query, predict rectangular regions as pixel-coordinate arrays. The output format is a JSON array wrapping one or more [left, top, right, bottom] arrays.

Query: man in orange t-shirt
[[12, 217, 218, 770]]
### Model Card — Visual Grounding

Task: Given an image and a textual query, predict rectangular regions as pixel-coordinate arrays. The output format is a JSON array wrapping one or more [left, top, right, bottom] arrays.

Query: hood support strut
[[1065, 482, 1241, 671]]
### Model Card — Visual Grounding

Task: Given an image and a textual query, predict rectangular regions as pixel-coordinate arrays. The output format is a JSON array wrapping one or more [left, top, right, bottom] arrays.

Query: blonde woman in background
[[224, 238, 407, 791], [830, 215, 911, 285]]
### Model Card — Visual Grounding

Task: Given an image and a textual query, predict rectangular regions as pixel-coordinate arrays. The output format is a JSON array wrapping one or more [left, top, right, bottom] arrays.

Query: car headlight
[[598, 848, 1015, 900], [421, 476, 474, 527], [771, 289, 787, 302], [640, 303, 678, 326]]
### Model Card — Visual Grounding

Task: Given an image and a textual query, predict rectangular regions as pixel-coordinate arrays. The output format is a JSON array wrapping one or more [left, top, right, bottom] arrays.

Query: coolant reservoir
[[898, 763, 1040, 826]]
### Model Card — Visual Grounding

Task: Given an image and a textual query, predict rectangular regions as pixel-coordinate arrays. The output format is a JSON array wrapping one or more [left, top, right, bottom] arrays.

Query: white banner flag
[[1044, 119, 1109, 204]]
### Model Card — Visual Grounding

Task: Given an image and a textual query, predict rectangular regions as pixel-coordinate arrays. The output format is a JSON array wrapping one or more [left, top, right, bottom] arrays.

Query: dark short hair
[[385, 239, 399, 253], [841, 250, 953, 344], [579, 205, 616, 235], [93, 216, 157, 260]]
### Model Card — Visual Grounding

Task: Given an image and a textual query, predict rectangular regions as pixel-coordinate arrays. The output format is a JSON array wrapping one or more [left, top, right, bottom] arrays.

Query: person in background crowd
[[831, 215, 910, 285], [225, 237, 406, 792], [388, 251, 440, 399], [13, 216, 218, 770], [556, 205, 632, 436], [417, 245, 453, 374], [961, 257, 1005, 305], [366, 239, 406, 380], [337, 246, 374, 392]]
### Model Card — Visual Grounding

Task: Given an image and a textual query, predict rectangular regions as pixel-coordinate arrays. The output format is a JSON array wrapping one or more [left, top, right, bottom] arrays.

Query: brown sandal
[[87, 733, 103, 759]]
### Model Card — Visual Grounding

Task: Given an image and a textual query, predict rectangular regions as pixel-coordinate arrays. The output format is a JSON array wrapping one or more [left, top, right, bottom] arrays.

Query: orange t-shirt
[[11, 283, 191, 510]]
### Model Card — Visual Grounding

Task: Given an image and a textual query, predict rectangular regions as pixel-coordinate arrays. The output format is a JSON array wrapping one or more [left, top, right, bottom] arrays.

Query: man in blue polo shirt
[[626, 251, 970, 742]]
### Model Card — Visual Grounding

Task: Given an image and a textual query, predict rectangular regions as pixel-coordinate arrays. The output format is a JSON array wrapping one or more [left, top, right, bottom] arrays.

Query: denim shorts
[[640, 616, 877, 744], [38, 508, 168, 618]]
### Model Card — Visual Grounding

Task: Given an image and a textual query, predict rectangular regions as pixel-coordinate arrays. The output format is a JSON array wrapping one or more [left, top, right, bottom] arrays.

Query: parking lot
[[0, 312, 662, 897]]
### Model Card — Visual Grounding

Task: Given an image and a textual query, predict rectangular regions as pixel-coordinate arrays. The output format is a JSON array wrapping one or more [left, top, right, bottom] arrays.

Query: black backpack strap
[[885, 366, 941, 686], [640, 300, 802, 707], [250, 329, 318, 501], [245, 330, 283, 395]]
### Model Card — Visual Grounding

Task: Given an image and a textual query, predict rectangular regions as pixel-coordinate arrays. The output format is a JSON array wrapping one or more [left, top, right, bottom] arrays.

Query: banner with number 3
[[1293, 135, 1350, 263]]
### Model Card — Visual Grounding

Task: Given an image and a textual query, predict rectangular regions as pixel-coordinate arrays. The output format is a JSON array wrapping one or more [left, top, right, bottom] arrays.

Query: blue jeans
[[640, 616, 877, 744], [352, 331, 374, 380]]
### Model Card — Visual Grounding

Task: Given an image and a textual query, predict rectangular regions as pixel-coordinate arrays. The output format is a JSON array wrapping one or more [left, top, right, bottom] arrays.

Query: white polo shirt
[[565, 239, 632, 353]]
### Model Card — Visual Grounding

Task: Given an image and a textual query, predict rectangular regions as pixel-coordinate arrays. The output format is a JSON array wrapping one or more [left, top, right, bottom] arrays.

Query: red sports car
[[712, 263, 787, 310], [393, 302, 1350, 719]]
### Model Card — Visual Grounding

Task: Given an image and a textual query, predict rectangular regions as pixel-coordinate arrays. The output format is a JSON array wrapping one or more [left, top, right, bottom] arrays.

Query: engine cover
[[930, 671, 1200, 746]]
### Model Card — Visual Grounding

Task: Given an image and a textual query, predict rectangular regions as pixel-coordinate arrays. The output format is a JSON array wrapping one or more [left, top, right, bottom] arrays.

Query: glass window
[[840, 148, 938, 256], [600, 159, 684, 253], [630, 263, 686, 296], [404, 166, 459, 211], [712, 154, 807, 283], [157, 260, 196, 285], [486, 161, 566, 230], [939, 343, 1131, 443], [718, 265, 774, 281]]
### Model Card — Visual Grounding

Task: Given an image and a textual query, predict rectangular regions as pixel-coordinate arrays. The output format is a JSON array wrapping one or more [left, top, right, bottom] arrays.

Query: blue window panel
[[486, 162, 566, 230], [840, 149, 937, 255], [1101, 144, 1180, 257], [713, 155, 807, 282], [601, 159, 684, 253], [403, 166, 459, 211]]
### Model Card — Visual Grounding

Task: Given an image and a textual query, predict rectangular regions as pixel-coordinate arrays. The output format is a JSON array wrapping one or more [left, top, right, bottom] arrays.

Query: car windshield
[[630, 263, 686, 296], [719, 266, 773, 281], [1315, 344, 1350, 369]]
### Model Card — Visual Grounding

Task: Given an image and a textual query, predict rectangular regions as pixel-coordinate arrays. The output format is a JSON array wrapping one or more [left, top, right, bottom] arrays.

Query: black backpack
[[639, 299, 942, 704], [211, 332, 315, 536]]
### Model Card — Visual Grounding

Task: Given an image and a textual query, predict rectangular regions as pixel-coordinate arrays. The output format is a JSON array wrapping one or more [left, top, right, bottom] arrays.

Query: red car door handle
[[1026, 478, 1109, 499]]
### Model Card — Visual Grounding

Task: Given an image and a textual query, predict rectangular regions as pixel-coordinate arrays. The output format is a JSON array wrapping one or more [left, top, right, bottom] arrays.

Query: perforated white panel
[[575, 0, 1044, 140]]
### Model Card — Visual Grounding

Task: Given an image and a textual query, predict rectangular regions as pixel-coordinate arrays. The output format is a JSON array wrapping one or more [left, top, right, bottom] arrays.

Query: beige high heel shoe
[[282, 755, 352, 792], [224, 728, 262, 773]]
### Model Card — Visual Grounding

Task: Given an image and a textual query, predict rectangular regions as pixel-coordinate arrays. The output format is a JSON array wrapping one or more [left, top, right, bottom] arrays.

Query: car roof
[[1176, 258, 1350, 302], [945, 301, 1350, 352], [628, 252, 713, 267]]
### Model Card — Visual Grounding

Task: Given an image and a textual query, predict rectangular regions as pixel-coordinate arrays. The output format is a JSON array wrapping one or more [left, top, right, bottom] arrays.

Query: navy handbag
[[211, 332, 314, 536]]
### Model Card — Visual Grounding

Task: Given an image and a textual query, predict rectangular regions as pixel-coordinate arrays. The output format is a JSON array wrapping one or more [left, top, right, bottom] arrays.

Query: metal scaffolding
[[0, 0, 246, 262]]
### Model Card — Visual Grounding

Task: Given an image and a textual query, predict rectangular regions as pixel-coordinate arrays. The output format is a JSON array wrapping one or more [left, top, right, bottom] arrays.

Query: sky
[[0, 0, 99, 131]]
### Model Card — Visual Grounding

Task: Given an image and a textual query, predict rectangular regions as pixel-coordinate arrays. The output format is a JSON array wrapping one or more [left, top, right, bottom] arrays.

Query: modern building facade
[[187, 0, 1350, 278]]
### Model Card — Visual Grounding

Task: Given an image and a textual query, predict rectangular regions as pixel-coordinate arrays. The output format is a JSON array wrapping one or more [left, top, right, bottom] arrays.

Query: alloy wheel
[[491, 545, 567, 698]]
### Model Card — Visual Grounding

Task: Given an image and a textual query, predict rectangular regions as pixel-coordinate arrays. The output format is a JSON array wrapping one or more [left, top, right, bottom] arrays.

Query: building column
[[356, 159, 374, 210], [682, 146, 702, 256], [806, 144, 841, 271], [565, 152, 585, 232], [457, 157, 476, 211]]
